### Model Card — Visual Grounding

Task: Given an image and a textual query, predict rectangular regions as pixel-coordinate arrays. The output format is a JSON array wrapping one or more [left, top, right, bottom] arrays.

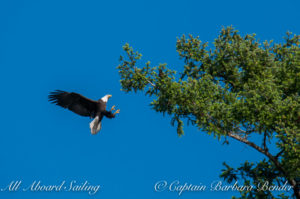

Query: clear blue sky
[[0, 0, 299, 199]]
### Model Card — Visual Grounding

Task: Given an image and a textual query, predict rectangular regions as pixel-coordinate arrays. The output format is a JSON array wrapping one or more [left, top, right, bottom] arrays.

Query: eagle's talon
[[115, 109, 120, 114], [110, 105, 115, 111]]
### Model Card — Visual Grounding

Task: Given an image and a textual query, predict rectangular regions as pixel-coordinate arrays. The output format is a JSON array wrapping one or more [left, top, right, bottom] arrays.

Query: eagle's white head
[[101, 94, 112, 103]]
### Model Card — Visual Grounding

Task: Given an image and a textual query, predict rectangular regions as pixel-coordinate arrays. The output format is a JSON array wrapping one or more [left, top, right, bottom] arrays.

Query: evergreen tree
[[117, 27, 300, 198]]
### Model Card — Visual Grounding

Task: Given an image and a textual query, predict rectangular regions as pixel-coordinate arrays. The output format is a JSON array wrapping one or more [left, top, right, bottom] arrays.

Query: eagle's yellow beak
[[107, 94, 112, 99]]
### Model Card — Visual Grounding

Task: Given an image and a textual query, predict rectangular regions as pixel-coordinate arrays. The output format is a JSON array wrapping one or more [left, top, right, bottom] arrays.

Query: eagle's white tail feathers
[[96, 122, 102, 133], [90, 116, 101, 135]]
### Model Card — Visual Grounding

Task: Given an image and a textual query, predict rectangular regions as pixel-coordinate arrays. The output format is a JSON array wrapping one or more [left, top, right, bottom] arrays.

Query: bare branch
[[228, 132, 268, 156], [135, 67, 156, 87], [146, 78, 156, 87]]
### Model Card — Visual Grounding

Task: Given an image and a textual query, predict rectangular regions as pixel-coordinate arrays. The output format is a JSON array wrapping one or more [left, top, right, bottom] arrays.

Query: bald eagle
[[48, 90, 120, 135]]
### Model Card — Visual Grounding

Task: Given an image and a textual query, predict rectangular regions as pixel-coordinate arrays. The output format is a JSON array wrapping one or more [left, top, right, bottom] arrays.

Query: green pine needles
[[117, 27, 300, 198]]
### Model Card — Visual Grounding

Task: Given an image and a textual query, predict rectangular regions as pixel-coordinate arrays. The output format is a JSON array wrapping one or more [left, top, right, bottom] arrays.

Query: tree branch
[[263, 132, 267, 151], [275, 149, 284, 159], [134, 67, 156, 87], [228, 132, 269, 157], [145, 78, 156, 87], [227, 132, 300, 198]]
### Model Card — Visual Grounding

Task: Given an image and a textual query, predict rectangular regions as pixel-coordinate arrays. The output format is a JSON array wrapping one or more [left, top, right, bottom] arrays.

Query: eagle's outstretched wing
[[48, 90, 98, 117]]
